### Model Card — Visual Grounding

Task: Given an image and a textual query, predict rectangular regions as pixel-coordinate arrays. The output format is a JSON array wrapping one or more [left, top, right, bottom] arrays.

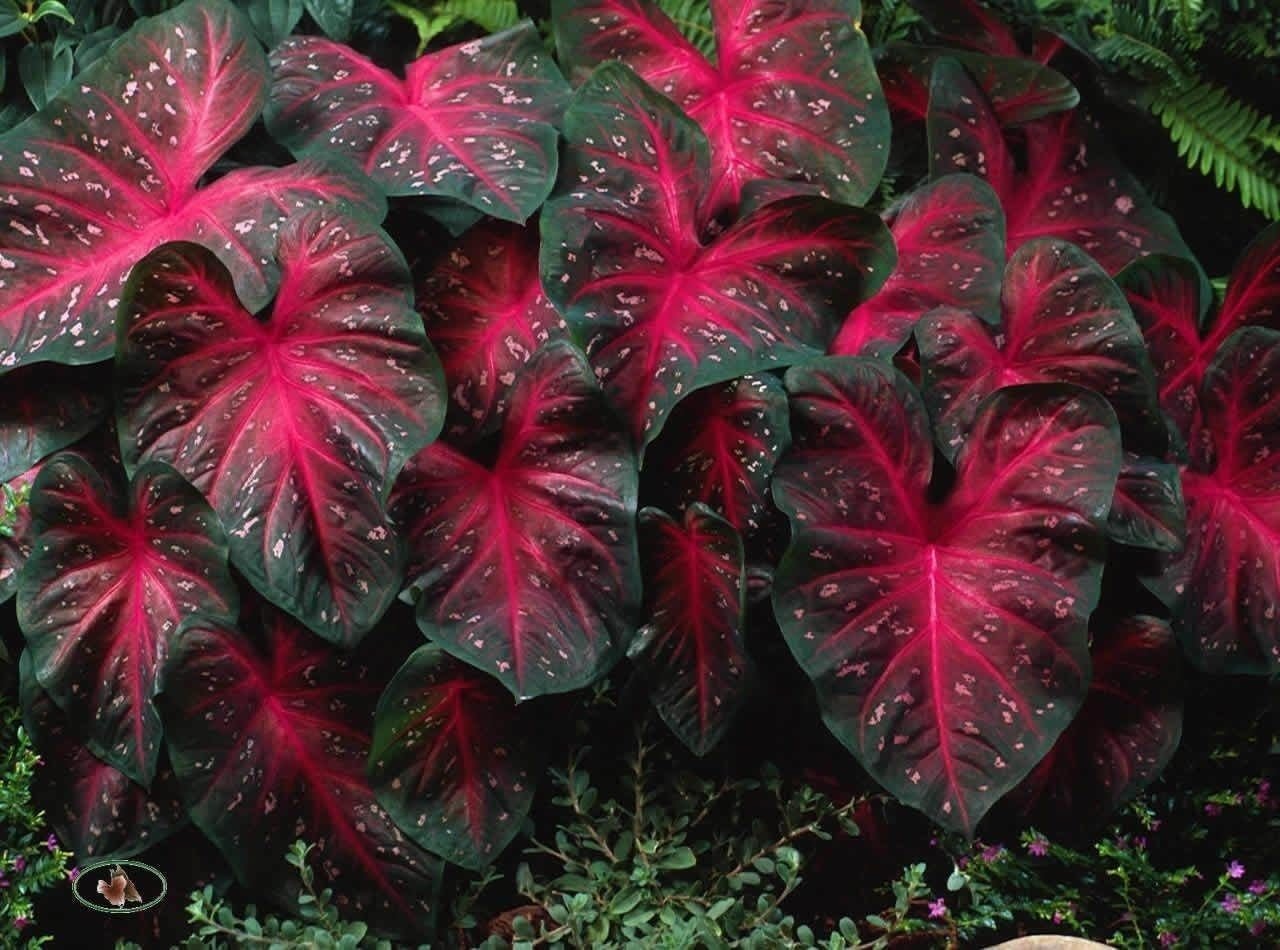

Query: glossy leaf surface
[[394, 342, 640, 699], [1010, 615, 1183, 828], [118, 214, 445, 646], [18, 454, 237, 786], [1118, 224, 1280, 446], [0, 363, 108, 481], [20, 651, 186, 860], [1107, 455, 1186, 552], [417, 219, 567, 441], [0, 0, 379, 371], [369, 644, 535, 870], [542, 63, 894, 447], [553, 0, 888, 220], [927, 58, 1193, 275], [631, 505, 750, 755], [918, 239, 1162, 457], [641, 374, 789, 540], [773, 359, 1121, 833], [268, 23, 569, 222], [1153, 329, 1280, 673], [159, 611, 444, 935], [879, 45, 1077, 126], [833, 174, 1004, 359]]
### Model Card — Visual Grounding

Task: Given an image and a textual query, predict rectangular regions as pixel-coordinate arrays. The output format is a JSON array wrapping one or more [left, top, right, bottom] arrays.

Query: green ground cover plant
[[0, 0, 1276, 946]]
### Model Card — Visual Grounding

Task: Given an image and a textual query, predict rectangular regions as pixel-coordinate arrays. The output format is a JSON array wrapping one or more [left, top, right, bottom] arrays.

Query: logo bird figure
[[96, 866, 142, 907]]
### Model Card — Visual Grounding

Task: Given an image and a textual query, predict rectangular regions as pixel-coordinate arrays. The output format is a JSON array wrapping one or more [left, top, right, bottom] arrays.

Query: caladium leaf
[[0, 362, 109, 481], [417, 219, 568, 442], [158, 611, 444, 936], [1008, 615, 1183, 828], [773, 359, 1121, 834], [1114, 254, 1210, 449], [0, 0, 381, 372], [631, 505, 750, 756], [368, 644, 536, 870], [1108, 455, 1186, 552], [1118, 223, 1280, 447], [833, 174, 1004, 359], [926, 58, 1194, 275], [17, 454, 237, 786], [393, 342, 640, 699], [640, 374, 789, 543], [552, 0, 889, 220], [878, 45, 1078, 127], [118, 213, 445, 647], [267, 23, 570, 223], [917, 239, 1163, 458], [19, 650, 186, 860], [1151, 329, 1280, 673], [541, 63, 894, 448], [907, 0, 1023, 58], [907, 0, 1065, 63]]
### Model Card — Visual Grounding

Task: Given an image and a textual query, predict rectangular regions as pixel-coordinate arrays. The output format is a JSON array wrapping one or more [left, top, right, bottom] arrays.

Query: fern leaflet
[[1151, 80, 1280, 219]]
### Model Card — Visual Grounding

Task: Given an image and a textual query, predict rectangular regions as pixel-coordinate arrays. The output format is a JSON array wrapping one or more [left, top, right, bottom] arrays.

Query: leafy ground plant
[[0, 0, 1277, 945]]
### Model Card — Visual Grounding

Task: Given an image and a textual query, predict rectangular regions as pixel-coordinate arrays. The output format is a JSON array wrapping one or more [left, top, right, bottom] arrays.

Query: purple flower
[[1026, 835, 1050, 857], [68, 867, 81, 882], [44, 833, 58, 852], [1052, 911, 1064, 924], [1157, 932, 1178, 948], [1257, 780, 1272, 806], [1250, 921, 1267, 937], [928, 898, 947, 919], [1221, 894, 1241, 915], [12, 856, 25, 873], [1249, 879, 1267, 895], [0, 874, 8, 890], [1204, 803, 1222, 817], [980, 844, 1005, 863], [1227, 861, 1246, 879], [1133, 836, 1147, 851], [13, 916, 29, 931]]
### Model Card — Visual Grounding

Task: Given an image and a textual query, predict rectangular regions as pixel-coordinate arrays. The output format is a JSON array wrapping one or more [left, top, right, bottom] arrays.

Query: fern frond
[[1093, 3, 1198, 82], [656, 0, 715, 58], [1151, 80, 1280, 220], [388, 0, 519, 54]]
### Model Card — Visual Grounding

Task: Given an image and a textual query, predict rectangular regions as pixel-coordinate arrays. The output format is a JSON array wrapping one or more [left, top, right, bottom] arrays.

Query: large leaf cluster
[[1, 0, 1278, 941]]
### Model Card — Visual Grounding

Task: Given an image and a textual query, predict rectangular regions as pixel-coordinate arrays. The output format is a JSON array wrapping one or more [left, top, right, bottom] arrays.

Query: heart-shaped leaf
[[631, 504, 750, 756], [918, 239, 1163, 457], [1150, 329, 1280, 673], [158, 610, 444, 937], [1118, 223, 1280, 448], [17, 454, 238, 786], [833, 174, 1004, 359], [118, 212, 445, 647], [773, 359, 1121, 834], [268, 23, 570, 222], [926, 58, 1194, 275], [553, 0, 888, 221], [541, 63, 894, 448], [20, 650, 187, 860], [1007, 614, 1183, 829], [879, 44, 1078, 127], [0, 362, 109, 482], [417, 219, 568, 442], [0, 0, 380, 372], [393, 342, 640, 699], [369, 644, 536, 870], [640, 374, 789, 542], [1107, 455, 1186, 552]]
